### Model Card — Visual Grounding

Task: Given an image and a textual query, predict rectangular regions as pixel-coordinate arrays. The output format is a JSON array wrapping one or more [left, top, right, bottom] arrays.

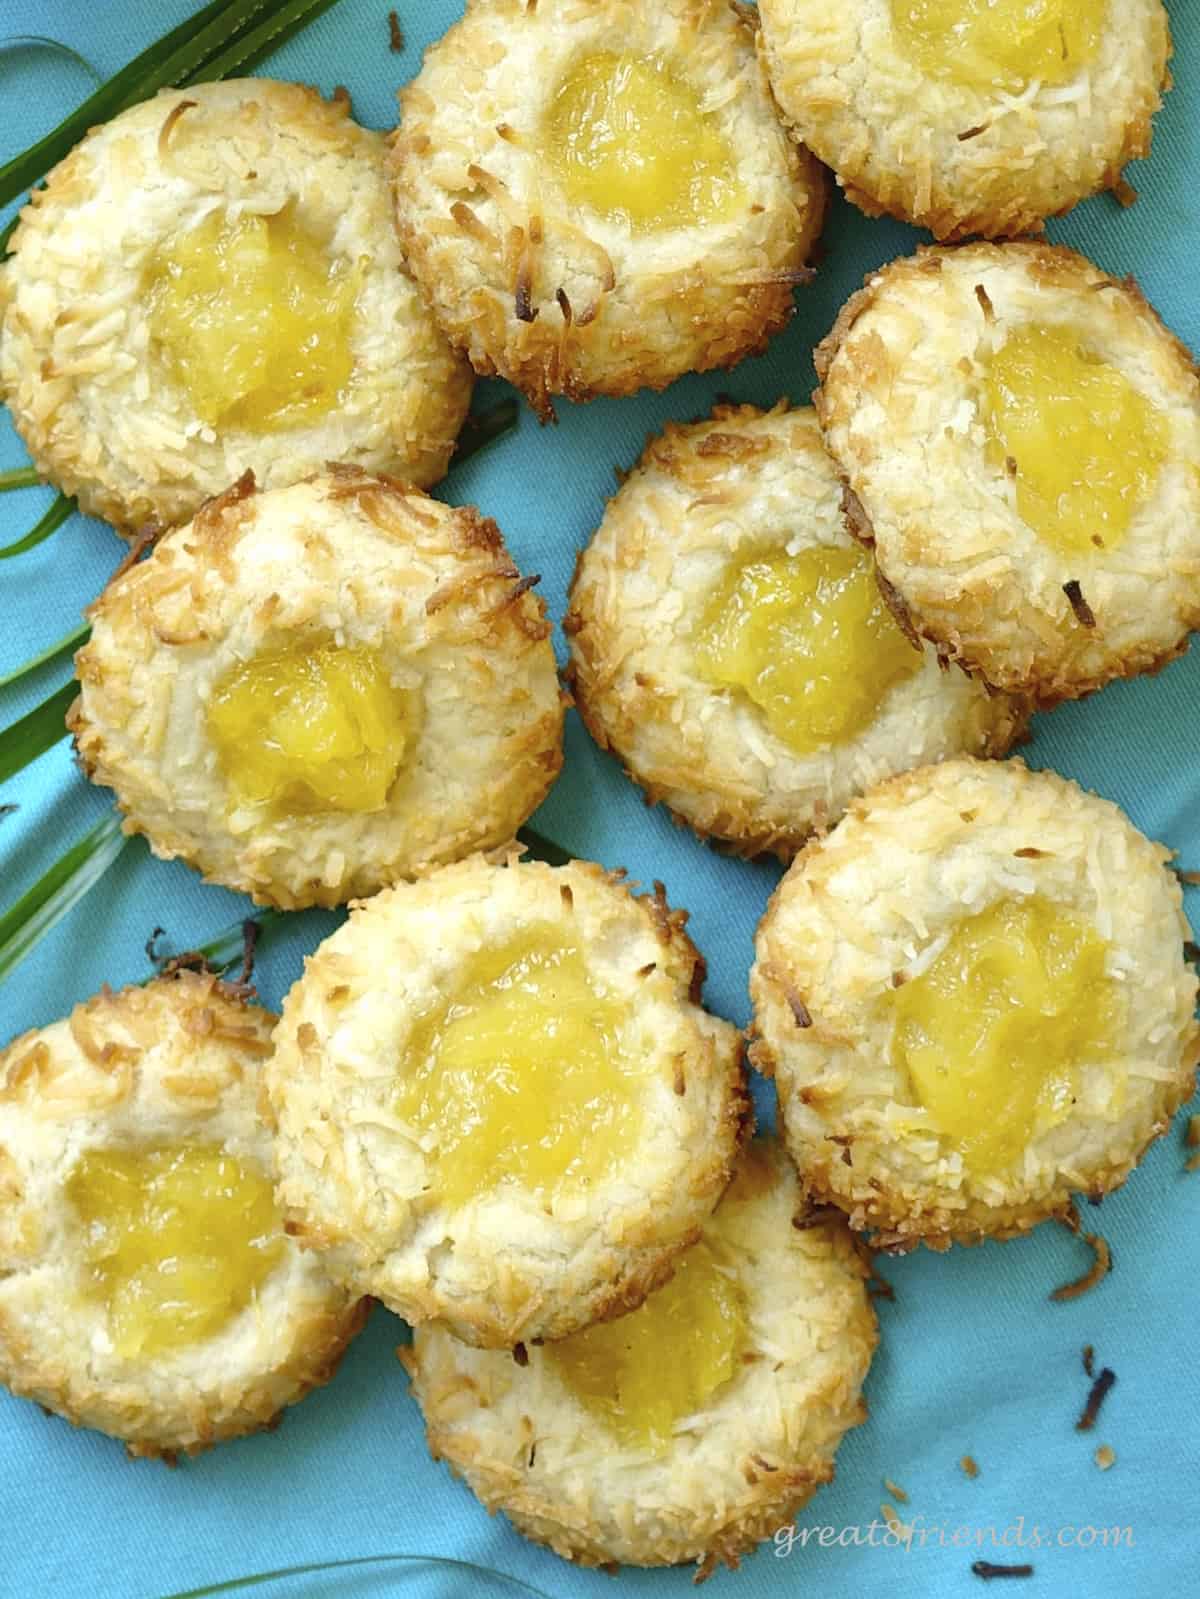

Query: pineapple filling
[[207, 639, 411, 814], [66, 1143, 284, 1359], [983, 324, 1168, 558], [891, 896, 1119, 1177], [548, 1240, 746, 1453], [395, 928, 637, 1208], [890, 0, 1105, 89], [543, 51, 742, 231], [695, 545, 922, 754], [146, 205, 359, 432]]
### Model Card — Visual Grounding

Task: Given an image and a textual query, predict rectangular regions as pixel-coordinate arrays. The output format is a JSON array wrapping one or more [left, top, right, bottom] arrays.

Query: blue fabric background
[[1, 3, 1197, 1596]]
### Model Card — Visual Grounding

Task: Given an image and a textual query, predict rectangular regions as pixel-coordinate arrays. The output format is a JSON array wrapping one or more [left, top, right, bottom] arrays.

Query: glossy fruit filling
[[695, 545, 921, 753], [891, 0, 1105, 89], [395, 929, 637, 1207], [543, 51, 742, 231], [891, 895, 1118, 1176], [548, 1239, 746, 1452], [984, 323, 1168, 557], [66, 1143, 284, 1358], [146, 205, 359, 432], [207, 640, 411, 813]]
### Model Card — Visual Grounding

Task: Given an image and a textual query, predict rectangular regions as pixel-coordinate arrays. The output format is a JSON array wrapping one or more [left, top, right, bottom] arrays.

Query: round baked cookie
[[69, 469, 564, 909], [266, 854, 748, 1347], [391, 0, 825, 419], [401, 1136, 876, 1576], [566, 401, 1026, 858], [0, 79, 472, 535], [750, 758, 1200, 1251], [0, 973, 368, 1459], [816, 241, 1200, 705], [757, 0, 1171, 240]]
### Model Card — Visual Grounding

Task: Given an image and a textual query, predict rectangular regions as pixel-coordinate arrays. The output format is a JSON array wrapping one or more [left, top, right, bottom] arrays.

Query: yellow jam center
[[548, 1240, 746, 1453], [695, 546, 922, 754], [395, 929, 637, 1208], [66, 1143, 284, 1359], [146, 206, 359, 432], [543, 51, 742, 231], [207, 640, 411, 814], [891, 895, 1119, 1177], [983, 323, 1168, 557], [891, 0, 1105, 89]]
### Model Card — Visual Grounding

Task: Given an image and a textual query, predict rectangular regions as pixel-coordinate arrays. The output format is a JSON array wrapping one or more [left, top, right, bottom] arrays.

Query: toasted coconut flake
[[1095, 1444, 1116, 1470], [1076, 1366, 1117, 1432], [960, 1454, 980, 1478], [881, 1502, 907, 1538], [1062, 579, 1097, 629], [1186, 1115, 1200, 1172], [1052, 1229, 1112, 1302], [157, 98, 197, 156]]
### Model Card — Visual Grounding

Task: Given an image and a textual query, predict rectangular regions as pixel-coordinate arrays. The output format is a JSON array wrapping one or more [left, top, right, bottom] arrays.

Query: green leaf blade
[[0, 492, 74, 558], [450, 398, 520, 472], [0, 811, 126, 982], [0, 623, 90, 690], [0, 680, 77, 785], [0, 466, 40, 492], [517, 826, 573, 867], [156, 1553, 556, 1599], [188, 0, 346, 83]]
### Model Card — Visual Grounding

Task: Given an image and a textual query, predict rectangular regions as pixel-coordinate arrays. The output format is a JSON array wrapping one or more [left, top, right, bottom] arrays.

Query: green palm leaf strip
[[518, 825, 572, 867], [0, 679, 76, 784], [186, 0, 346, 84], [0, 466, 39, 492], [0, 0, 316, 212], [450, 397, 519, 469], [158, 1553, 556, 1599], [0, 810, 126, 982], [0, 623, 89, 689], [0, 491, 74, 558]]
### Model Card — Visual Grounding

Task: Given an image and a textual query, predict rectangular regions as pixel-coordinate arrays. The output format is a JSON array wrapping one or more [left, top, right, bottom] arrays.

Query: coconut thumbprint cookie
[[69, 471, 564, 909], [816, 243, 1200, 705], [266, 856, 748, 1347], [757, 0, 1171, 239], [566, 402, 1026, 858], [751, 759, 1200, 1249], [402, 1138, 876, 1576], [0, 80, 472, 534], [0, 974, 368, 1458], [391, 0, 825, 418]]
